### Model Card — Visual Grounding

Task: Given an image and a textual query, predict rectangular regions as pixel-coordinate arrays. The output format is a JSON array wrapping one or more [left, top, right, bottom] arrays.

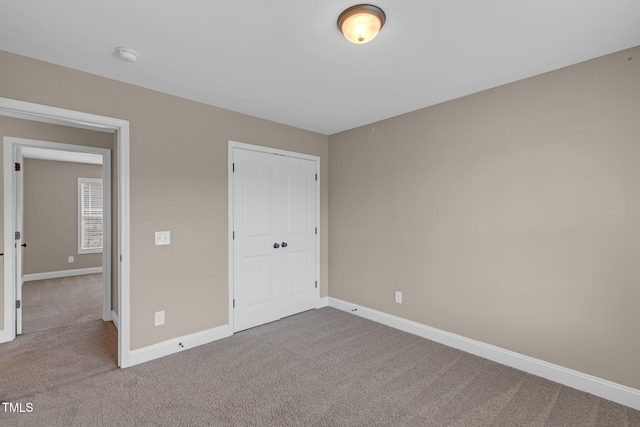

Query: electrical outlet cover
[[155, 231, 171, 246], [395, 291, 403, 304], [154, 310, 165, 326]]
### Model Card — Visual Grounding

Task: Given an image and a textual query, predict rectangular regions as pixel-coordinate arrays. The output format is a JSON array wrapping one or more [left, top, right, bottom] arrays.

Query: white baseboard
[[23, 267, 103, 283], [0, 328, 10, 344], [317, 296, 329, 308], [328, 297, 640, 411], [127, 325, 231, 367], [111, 310, 119, 330]]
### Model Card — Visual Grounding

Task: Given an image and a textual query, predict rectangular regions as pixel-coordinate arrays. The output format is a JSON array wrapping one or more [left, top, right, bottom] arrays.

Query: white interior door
[[279, 155, 317, 318], [14, 146, 24, 335], [233, 149, 280, 331], [233, 147, 317, 332]]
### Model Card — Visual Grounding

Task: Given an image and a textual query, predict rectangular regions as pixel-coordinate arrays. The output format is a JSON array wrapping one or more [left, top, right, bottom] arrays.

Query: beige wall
[[0, 116, 114, 331], [0, 50, 329, 349], [4, 44, 638, 391], [329, 46, 640, 389], [23, 159, 103, 275]]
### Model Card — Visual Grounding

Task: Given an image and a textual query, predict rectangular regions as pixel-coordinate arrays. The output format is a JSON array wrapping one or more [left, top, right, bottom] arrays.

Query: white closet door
[[233, 148, 317, 332], [279, 154, 317, 318], [233, 149, 280, 331]]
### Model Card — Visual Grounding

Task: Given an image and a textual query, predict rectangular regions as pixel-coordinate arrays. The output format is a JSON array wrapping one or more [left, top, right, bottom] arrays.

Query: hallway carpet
[[21, 273, 105, 334], [2, 274, 117, 402]]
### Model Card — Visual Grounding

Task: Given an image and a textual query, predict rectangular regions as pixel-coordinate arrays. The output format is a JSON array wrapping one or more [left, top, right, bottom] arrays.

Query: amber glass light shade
[[337, 4, 386, 44]]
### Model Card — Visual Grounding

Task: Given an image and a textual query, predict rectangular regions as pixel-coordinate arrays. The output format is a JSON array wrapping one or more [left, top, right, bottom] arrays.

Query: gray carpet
[[2, 304, 639, 425], [21, 273, 104, 334], [2, 274, 117, 401]]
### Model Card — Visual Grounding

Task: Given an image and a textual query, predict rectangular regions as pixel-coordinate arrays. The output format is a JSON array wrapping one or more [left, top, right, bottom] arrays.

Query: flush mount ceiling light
[[337, 4, 386, 44], [115, 47, 139, 63]]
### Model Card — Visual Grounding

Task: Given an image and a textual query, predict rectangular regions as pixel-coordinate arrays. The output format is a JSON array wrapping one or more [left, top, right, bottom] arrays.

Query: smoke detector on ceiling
[[115, 47, 139, 63]]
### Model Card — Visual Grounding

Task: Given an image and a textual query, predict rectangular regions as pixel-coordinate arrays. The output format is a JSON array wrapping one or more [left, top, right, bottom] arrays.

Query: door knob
[[273, 243, 280, 249], [281, 242, 288, 248]]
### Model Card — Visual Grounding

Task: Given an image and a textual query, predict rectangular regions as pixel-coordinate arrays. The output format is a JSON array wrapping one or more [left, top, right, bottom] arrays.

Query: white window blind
[[78, 178, 103, 253]]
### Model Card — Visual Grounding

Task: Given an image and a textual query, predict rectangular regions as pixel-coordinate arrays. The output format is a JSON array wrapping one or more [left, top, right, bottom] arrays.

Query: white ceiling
[[1, 1, 639, 135]]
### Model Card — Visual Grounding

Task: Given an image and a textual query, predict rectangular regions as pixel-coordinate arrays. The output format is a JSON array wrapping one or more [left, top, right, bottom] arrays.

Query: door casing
[[14, 145, 23, 334], [5, 137, 111, 336], [228, 140, 320, 333]]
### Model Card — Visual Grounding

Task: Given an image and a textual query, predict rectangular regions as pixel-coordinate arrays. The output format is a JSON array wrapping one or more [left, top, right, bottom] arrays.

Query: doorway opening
[[0, 97, 131, 367], [12, 140, 111, 339]]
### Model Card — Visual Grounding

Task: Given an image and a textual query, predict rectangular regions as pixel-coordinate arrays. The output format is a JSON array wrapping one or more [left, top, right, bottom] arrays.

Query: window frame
[[78, 177, 104, 254]]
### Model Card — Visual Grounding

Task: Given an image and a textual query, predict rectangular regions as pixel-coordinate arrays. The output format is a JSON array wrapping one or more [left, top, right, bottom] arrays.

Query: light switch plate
[[155, 231, 170, 246]]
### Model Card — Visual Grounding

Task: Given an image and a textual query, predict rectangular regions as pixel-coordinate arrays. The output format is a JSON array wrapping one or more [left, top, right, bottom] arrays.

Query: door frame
[[0, 97, 131, 368], [4, 137, 112, 333], [13, 145, 23, 335], [227, 140, 320, 333]]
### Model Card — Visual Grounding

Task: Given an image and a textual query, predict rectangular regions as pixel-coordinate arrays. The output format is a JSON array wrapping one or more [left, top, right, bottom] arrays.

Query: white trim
[[0, 97, 130, 368], [5, 138, 112, 324], [230, 141, 320, 162], [111, 310, 119, 330], [0, 328, 9, 344], [228, 140, 321, 334], [315, 160, 321, 307], [22, 267, 104, 283], [0, 98, 118, 132], [328, 297, 640, 411], [3, 140, 14, 341], [227, 143, 234, 332], [128, 325, 231, 367], [118, 122, 131, 368], [317, 296, 329, 308], [100, 150, 112, 325]]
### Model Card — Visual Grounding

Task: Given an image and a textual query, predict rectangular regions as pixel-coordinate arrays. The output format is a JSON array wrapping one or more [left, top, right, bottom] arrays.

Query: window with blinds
[[78, 178, 103, 254]]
